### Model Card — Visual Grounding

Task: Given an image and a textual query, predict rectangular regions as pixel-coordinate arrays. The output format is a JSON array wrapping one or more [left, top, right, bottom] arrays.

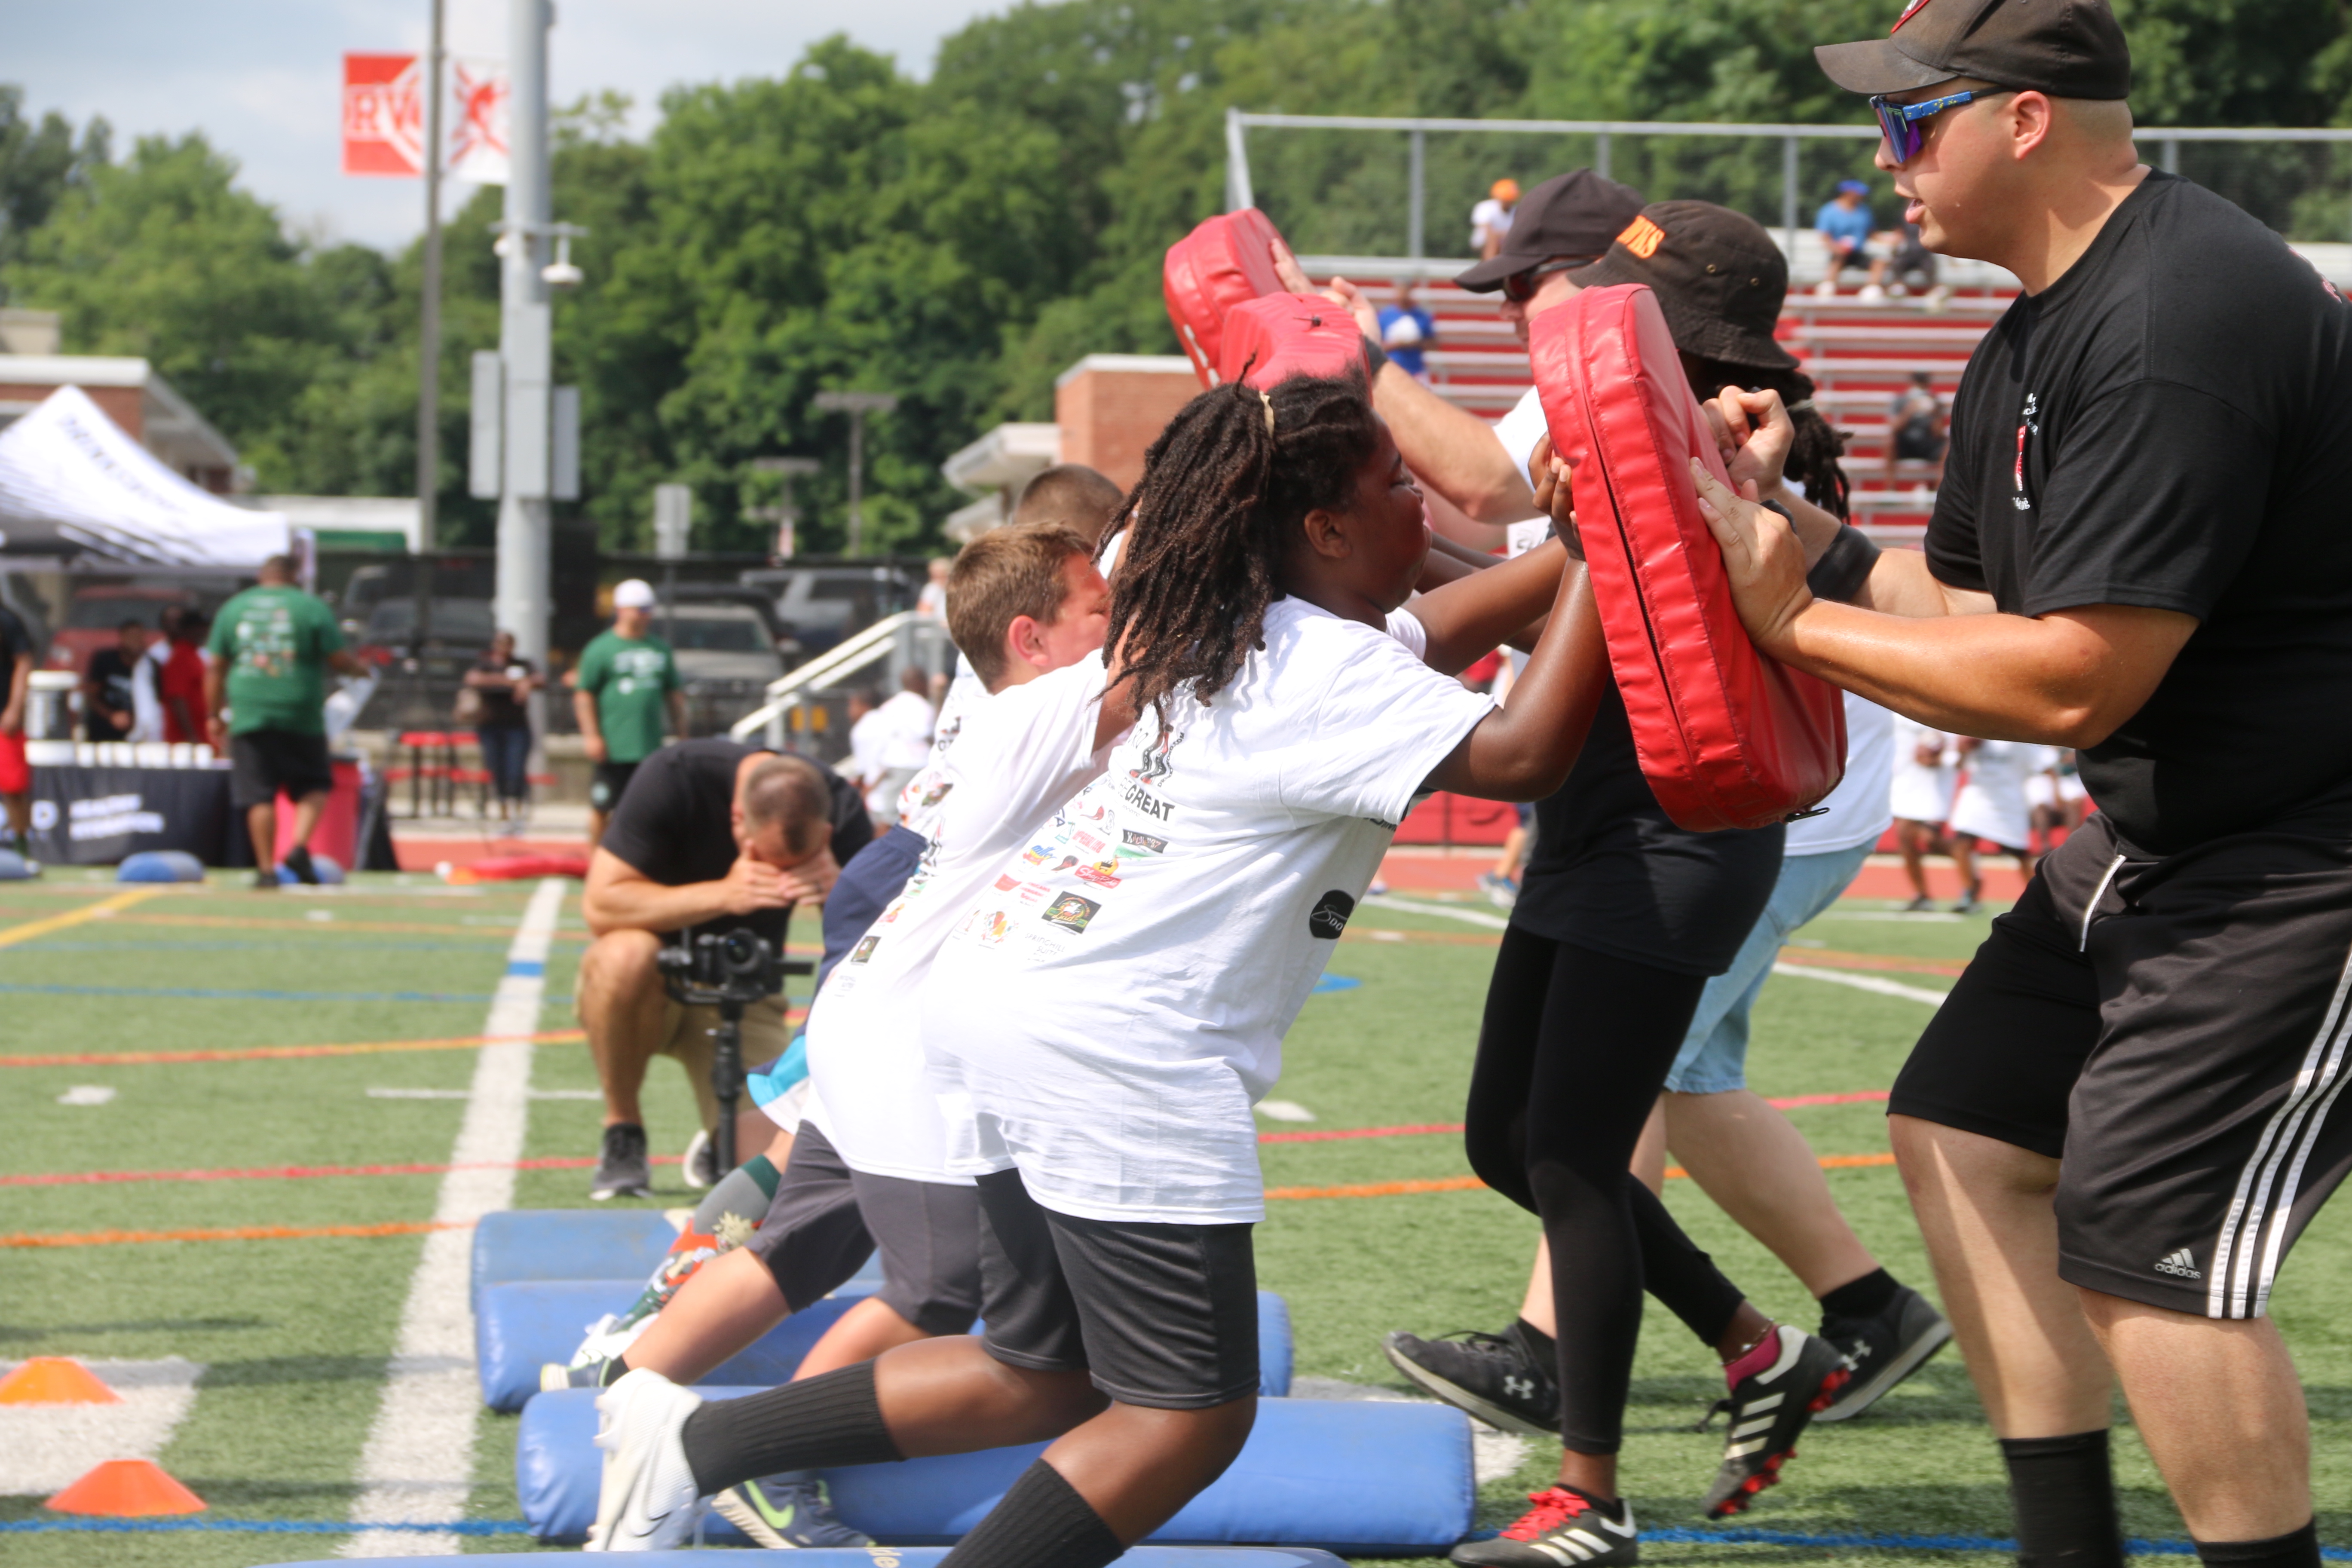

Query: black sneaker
[[283, 845, 320, 885], [1899, 895, 1933, 913], [710, 1475, 873, 1547], [1699, 1325, 1848, 1518], [1450, 1487, 1637, 1567], [1951, 885, 1982, 915], [590, 1123, 655, 1201], [251, 868, 281, 891], [1383, 1322, 1559, 1437], [1815, 1284, 1952, 1422]]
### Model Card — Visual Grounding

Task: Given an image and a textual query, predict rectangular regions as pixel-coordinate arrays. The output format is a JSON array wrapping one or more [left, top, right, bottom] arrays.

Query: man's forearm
[[573, 691, 600, 743], [583, 875, 738, 938], [1375, 367, 1536, 524]]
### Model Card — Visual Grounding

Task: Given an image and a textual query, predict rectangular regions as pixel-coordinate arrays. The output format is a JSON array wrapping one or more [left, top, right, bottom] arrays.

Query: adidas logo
[[2154, 1248, 2201, 1279]]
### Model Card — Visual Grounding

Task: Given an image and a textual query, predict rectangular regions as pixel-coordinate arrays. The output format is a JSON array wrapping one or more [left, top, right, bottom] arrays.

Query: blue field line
[[0, 982, 502, 1003], [505, 959, 545, 977], [1311, 974, 1361, 993]]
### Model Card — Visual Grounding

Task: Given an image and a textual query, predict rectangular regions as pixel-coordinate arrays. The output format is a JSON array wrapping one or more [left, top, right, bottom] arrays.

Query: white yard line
[[342, 877, 565, 1557], [1365, 893, 1512, 930], [1770, 962, 1949, 1008]]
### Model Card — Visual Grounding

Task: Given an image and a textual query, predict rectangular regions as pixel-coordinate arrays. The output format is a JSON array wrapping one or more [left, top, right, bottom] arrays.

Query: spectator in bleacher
[[1884, 221, 1945, 306], [1471, 177, 1520, 258], [1886, 372, 1949, 490], [1814, 179, 1888, 297], [1378, 281, 1438, 382], [466, 630, 540, 830]]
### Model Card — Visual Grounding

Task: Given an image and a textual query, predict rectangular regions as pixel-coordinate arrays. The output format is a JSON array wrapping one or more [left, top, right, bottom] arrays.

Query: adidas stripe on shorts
[[1889, 806, 2352, 1319]]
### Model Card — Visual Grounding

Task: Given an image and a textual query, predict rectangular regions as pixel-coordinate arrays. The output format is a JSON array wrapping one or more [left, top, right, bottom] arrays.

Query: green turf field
[[1, 869, 2346, 1565]]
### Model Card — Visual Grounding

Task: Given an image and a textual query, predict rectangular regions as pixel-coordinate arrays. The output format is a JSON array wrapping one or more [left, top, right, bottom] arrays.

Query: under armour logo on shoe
[[1504, 1375, 1535, 1400], [2154, 1248, 2201, 1279]]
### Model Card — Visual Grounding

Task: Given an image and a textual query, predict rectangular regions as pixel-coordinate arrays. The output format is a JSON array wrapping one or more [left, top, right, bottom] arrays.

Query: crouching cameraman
[[578, 742, 871, 1200]]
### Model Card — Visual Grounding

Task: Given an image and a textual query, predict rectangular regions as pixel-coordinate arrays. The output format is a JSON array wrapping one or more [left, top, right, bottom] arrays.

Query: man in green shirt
[[573, 578, 686, 847], [205, 554, 367, 889]]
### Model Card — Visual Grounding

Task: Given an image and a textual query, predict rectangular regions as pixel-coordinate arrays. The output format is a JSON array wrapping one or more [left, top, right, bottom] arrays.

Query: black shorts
[[974, 1167, 1259, 1411], [229, 729, 334, 811], [1893, 424, 1947, 462], [1890, 809, 2352, 1318], [589, 760, 640, 813], [743, 1122, 982, 1337]]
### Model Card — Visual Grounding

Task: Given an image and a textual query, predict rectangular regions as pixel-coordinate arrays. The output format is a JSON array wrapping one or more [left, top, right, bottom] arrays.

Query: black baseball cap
[[1454, 169, 1646, 292], [1578, 201, 1798, 372], [1815, 0, 2131, 99]]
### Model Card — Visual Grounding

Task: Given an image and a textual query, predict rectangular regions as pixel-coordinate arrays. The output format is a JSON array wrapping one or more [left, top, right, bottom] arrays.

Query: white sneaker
[[680, 1128, 715, 1190], [585, 1368, 705, 1552], [1858, 283, 1887, 303], [1812, 278, 1838, 297]]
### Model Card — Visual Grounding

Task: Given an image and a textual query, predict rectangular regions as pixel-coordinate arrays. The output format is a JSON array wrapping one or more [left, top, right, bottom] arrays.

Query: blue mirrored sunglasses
[[1869, 89, 1997, 164]]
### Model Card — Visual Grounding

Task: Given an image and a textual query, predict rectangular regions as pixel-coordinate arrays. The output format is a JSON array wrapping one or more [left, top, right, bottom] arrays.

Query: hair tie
[[1259, 389, 1276, 436]]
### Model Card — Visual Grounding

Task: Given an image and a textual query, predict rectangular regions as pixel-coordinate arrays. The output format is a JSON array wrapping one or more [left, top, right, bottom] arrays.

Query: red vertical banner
[[342, 53, 423, 177]]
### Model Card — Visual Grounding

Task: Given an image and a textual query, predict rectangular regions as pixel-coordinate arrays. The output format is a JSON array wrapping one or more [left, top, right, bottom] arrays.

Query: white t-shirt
[[921, 596, 1493, 1225], [893, 665, 988, 839], [1787, 692, 1895, 856], [875, 688, 937, 770], [802, 653, 1120, 1183], [847, 708, 889, 797], [1950, 738, 2034, 850], [1889, 718, 1956, 824], [1470, 198, 1516, 250]]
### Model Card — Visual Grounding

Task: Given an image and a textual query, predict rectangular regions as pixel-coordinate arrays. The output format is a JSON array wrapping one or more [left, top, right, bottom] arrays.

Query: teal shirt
[[575, 630, 680, 763]]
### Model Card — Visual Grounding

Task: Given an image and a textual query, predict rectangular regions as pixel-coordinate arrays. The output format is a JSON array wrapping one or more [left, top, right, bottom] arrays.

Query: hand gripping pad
[[1216, 294, 1370, 389], [1532, 284, 1845, 830], [1164, 208, 1288, 387]]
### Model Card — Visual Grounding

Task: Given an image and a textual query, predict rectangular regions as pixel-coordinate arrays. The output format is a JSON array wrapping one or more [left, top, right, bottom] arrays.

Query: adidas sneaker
[[1450, 1487, 1636, 1567], [1698, 1325, 1848, 1518]]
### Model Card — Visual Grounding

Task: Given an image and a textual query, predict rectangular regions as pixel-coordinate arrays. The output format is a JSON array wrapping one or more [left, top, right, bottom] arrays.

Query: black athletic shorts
[[229, 729, 334, 810], [1890, 808, 2352, 1319], [743, 1122, 982, 1337], [588, 760, 640, 814], [973, 1167, 1259, 1410]]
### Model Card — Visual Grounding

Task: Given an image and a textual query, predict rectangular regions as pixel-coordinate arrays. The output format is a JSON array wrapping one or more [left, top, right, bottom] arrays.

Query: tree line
[[2, 0, 2343, 555]]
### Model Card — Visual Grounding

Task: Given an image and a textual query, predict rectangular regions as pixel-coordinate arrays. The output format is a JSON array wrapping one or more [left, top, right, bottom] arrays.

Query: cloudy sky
[[10, 0, 1011, 252]]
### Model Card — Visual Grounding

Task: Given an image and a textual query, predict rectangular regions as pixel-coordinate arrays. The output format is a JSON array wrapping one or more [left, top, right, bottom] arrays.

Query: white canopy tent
[[0, 385, 292, 568]]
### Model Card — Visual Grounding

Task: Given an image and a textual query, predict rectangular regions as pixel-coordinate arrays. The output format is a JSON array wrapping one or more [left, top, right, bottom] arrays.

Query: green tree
[[0, 88, 108, 275]]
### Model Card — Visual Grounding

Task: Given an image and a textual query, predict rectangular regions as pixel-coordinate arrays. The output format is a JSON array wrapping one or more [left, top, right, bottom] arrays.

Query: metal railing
[[728, 611, 956, 750], [1226, 109, 2352, 254]]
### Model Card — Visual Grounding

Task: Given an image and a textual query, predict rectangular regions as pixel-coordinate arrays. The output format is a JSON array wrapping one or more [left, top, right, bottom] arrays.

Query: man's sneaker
[[584, 1367, 704, 1552], [1815, 1284, 1952, 1422], [1478, 872, 1519, 910], [251, 868, 281, 891], [1952, 885, 1982, 915], [283, 845, 320, 885], [711, 1474, 873, 1548], [1899, 895, 1933, 913], [680, 1129, 718, 1190], [1383, 1322, 1558, 1437], [1699, 1325, 1848, 1519], [591, 1124, 655, 1201], [1450, 1487, 1636, 1567]]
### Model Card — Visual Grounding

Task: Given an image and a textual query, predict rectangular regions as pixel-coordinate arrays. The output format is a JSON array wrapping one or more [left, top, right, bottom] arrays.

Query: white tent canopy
[[0, 385, 290, 567]]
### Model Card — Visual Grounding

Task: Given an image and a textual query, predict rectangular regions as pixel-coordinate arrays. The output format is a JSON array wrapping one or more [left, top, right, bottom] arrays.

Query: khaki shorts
[[647, 992, 795, 1132]]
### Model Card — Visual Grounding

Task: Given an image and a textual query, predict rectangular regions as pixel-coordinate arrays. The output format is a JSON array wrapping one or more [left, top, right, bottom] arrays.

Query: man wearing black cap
[[1694, 3, 2352, 1565]]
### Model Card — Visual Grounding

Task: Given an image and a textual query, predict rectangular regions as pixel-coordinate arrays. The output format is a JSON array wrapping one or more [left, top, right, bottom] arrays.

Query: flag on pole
[[340, 51, 508, 184], [449, 58, 511, 184]]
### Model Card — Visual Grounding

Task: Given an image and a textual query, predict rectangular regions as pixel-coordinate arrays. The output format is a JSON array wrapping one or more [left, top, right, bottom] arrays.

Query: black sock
[[677, 1361, 903, 1494], [1998, 1430, 2125, 1568], [939, 1457, 1124, 1568], [1512, 1317, 1557, 1367], [1819, 1267, 1900, 1321], [1560, 1482, 1624, 1518], [2195, 1521, 2320, 1568]]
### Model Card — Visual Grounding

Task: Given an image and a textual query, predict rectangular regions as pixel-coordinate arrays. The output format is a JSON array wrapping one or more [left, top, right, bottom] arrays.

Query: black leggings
[[1466, 927, 1750, 1455]]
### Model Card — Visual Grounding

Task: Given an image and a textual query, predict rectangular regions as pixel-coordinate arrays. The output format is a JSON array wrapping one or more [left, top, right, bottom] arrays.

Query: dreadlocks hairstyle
[[1106, 371, 1383, 724], [1684, 356, 1851, 522]]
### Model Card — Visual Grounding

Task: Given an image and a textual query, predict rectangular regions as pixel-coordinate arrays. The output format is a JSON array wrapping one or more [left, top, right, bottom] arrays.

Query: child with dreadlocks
[[581, 366, 1610, 1561]]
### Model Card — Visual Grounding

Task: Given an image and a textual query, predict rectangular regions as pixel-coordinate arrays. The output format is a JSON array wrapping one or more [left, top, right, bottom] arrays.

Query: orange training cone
[[45, 1460, 207, 1516], [0, 1357, 121, 1405]]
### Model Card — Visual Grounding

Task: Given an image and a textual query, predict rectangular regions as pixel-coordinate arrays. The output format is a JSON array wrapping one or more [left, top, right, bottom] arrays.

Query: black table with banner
[[25, 764, 247, 867]]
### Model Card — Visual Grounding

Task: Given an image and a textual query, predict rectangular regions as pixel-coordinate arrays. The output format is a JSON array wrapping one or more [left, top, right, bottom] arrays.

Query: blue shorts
[[1664, 841, 1874, 1094]]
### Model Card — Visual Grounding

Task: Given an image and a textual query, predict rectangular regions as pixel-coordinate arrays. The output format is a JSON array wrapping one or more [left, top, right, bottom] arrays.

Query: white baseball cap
[[612, 579, 656, 609]]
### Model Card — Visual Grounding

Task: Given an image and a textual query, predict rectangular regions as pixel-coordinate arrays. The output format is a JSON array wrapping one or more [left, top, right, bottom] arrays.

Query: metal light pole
[[494, 0, 554, 691], [811, 391, 896, 557], [412, 0, 446, 701], [748, 457, 820, 562]]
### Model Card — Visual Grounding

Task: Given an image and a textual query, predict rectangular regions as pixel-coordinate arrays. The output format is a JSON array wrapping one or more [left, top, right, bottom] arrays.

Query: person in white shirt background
[[1471, 177, 1521, 259], [916, 557, 951, 620], [865, 668, 937, 828], [1946, 737, 2039, 915], [1888, 717, 1957, 913]]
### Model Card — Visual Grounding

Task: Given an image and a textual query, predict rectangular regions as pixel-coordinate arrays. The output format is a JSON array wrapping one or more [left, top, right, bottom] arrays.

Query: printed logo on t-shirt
[[1121, 779, 1174, 821], [2012, 392, 2040, 512], [1041, 892, 1102, 934], [1074, 861, 1121, 889], [850, 934, 881, 964], [1307, 889, 1356, 940], [1119, 829, 1168, 855], [1132, 724, 1183, 785]]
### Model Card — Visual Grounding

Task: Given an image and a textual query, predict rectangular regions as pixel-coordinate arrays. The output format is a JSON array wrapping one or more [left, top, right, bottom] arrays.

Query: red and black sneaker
[[1449, 1486, 1637, 1567], [1698, 1324, 1849, 1519]]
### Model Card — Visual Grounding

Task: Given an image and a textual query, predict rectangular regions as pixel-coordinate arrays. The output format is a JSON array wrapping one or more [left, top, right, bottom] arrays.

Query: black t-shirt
[[469, 654, 533, 730], [1928, 172, 2352, 854], [1510, 684, 1785, 977], [86, 648, 139, 740], [598, 739, 873, 949], [0, 606, 31, 665]]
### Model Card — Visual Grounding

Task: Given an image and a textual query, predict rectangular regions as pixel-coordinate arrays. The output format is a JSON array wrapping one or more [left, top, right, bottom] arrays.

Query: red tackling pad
[[1164, 208, 1287, 386], [1533, 283, 1845, 831], [1215, 294, 1369, 389]]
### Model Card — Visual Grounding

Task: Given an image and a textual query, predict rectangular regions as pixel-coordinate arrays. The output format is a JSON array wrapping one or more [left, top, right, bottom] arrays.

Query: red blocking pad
[[1165, 208, 1288, 386], [1216, 294, 1370, 390], [1532, 283, 1846, 830]]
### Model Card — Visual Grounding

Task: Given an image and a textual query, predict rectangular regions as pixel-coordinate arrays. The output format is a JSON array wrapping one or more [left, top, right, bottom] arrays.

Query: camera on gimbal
[[655, 927, 785, 1007]]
